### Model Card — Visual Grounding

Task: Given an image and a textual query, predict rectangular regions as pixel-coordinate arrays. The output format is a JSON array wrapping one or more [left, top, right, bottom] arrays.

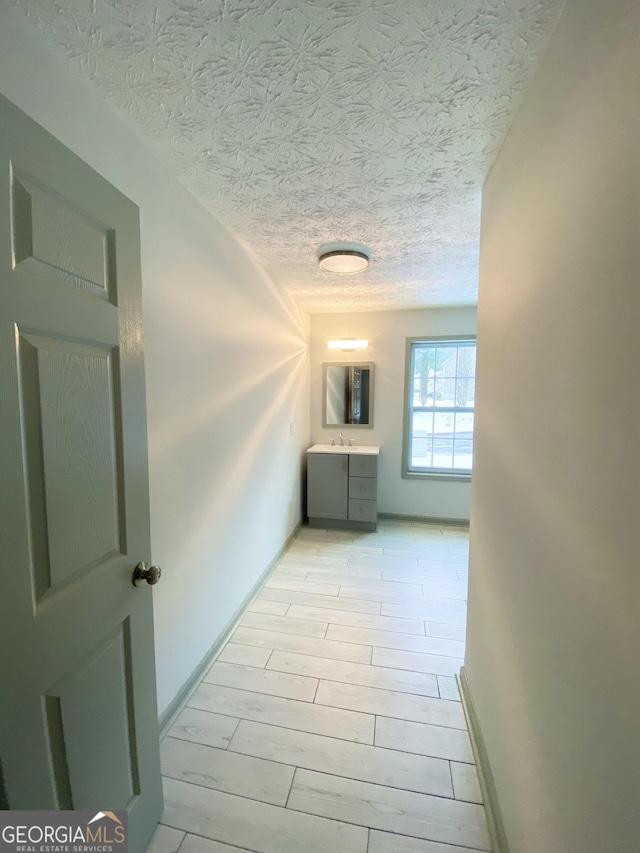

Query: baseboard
[[457, 666, 510, 853], [158, 520, 302, 739], [378, 512, 470, 528]]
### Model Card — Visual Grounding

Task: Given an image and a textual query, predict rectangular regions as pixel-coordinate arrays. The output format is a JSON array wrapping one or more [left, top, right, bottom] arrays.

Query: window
[[403, 337, 476, 477]]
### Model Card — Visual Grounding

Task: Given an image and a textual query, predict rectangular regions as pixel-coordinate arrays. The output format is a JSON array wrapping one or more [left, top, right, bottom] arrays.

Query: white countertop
[[307, 443, 380, 456]]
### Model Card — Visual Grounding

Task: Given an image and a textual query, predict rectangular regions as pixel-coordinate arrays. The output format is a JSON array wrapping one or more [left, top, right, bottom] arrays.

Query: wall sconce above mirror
[[323, 362, 374, 428], [327, 339, 369, 351]]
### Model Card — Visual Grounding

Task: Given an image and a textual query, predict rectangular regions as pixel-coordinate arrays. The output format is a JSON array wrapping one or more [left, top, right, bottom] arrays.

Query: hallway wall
[[466, 0, 639, 851], [310, 307, 477, 521], [0, 7, 310, 719]]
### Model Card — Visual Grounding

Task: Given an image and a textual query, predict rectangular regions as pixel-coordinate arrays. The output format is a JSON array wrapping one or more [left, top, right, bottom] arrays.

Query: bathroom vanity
[[306, 444, 380, 531]]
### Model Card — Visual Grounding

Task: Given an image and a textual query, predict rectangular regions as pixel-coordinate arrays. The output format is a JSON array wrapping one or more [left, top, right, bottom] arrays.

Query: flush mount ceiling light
[[318, 250, 369, 274]]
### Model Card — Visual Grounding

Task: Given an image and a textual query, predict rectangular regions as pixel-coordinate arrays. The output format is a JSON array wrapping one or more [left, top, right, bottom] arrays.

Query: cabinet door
[[307, 454, 348, 519]]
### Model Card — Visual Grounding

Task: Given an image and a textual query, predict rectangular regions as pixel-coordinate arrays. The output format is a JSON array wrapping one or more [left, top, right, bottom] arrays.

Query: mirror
[[323, 362, 374, 427]]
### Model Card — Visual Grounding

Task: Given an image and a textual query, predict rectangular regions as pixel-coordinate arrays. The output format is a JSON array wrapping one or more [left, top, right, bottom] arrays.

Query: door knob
[[132, 561, 162, 587]]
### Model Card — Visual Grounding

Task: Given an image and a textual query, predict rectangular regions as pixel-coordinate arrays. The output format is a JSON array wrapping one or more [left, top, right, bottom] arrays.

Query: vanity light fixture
[[318, 250, 369, 274], [327, 339, 369, 351]]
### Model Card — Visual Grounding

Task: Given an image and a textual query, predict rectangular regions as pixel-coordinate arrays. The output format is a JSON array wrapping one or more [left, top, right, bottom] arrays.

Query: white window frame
[[402, 335, 476, 480]]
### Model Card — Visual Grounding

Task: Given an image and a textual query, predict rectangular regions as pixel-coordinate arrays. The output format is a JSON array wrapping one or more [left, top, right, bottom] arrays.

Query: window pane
[[456, 376, 475, 407], [456, 346, 476, 378], [435, 346, 457, 406], [453, 412, 474, 470], [435, 346, 456, 370], [411, 411, 433, 469], [438, 377, 456, 406], [412, 346, 435, 406], [432, 412, 454, 469]]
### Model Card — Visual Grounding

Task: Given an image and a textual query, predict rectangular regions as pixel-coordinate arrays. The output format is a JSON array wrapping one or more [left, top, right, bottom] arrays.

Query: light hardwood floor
[[148, 520, 491, 853]]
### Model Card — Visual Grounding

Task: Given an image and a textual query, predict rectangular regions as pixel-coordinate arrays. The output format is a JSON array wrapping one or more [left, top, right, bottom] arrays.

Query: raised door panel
[[46, 621, 138, 810], [307, 454, 348, 520], [18, 331, 124, 601], [12, 167, 114, 300]]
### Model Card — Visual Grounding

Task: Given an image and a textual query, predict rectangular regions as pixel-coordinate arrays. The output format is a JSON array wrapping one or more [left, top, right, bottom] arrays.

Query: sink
[[307, 443, 380, 456]]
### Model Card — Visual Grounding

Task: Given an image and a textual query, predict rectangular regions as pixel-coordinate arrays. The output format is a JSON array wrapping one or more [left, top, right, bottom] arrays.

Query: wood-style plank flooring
[[149, 520, 491, 853]]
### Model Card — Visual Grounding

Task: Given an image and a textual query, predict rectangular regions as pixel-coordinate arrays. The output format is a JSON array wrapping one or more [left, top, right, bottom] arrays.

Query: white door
[[0, 94, 162, 851]]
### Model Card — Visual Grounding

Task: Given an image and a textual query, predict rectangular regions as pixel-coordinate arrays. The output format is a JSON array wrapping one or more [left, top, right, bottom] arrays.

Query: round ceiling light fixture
[[318, 249, 369, 274]]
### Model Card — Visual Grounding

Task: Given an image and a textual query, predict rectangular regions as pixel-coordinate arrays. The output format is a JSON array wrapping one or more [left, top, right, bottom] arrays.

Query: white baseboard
[[458, 666, 510, 853]]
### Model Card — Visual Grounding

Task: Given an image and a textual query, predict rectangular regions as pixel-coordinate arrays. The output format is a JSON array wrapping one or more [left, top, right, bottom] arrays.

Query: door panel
[[52, 621, 138, 811], [19, 333, 124, 596], [12, 166, 115, 300], [0, 94, 162, 853]]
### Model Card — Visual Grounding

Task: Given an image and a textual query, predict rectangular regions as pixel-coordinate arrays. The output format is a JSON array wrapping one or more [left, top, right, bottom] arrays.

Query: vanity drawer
[[349, 499, 377, 523], [349, 455, 377, 478], [349, 476, 376, 500]]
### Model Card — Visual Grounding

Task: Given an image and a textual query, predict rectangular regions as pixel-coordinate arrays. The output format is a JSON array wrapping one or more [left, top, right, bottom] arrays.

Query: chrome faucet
[[339, 433, 344, 446]]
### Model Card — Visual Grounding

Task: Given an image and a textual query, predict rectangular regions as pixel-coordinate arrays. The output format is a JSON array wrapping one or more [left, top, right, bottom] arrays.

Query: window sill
[[402, 470, 472, 482]]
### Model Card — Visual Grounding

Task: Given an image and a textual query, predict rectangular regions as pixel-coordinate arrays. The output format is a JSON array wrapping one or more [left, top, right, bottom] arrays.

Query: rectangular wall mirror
[[323, 362, 374, 427]]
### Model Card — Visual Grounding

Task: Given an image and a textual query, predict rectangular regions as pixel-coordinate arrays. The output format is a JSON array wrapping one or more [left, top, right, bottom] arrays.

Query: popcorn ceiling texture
[[12, 0, 564, 311]]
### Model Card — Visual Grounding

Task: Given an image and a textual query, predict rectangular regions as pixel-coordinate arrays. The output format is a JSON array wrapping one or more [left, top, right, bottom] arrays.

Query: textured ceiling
[[12, 0, 564, 311]]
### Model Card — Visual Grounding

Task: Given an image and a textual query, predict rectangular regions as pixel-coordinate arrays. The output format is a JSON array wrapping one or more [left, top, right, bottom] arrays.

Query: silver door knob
[[132, 561, 162, 587]]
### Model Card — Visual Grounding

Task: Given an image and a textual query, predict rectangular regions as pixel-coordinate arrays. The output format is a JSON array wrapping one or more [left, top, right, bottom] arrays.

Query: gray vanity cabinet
[[307, 448, 378, 531]]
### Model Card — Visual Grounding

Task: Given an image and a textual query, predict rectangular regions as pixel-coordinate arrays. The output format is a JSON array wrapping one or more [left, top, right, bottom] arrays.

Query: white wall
[[467, 0, 639, 851], [310, 308, 477, 521], [0, 7, 310, 719]]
